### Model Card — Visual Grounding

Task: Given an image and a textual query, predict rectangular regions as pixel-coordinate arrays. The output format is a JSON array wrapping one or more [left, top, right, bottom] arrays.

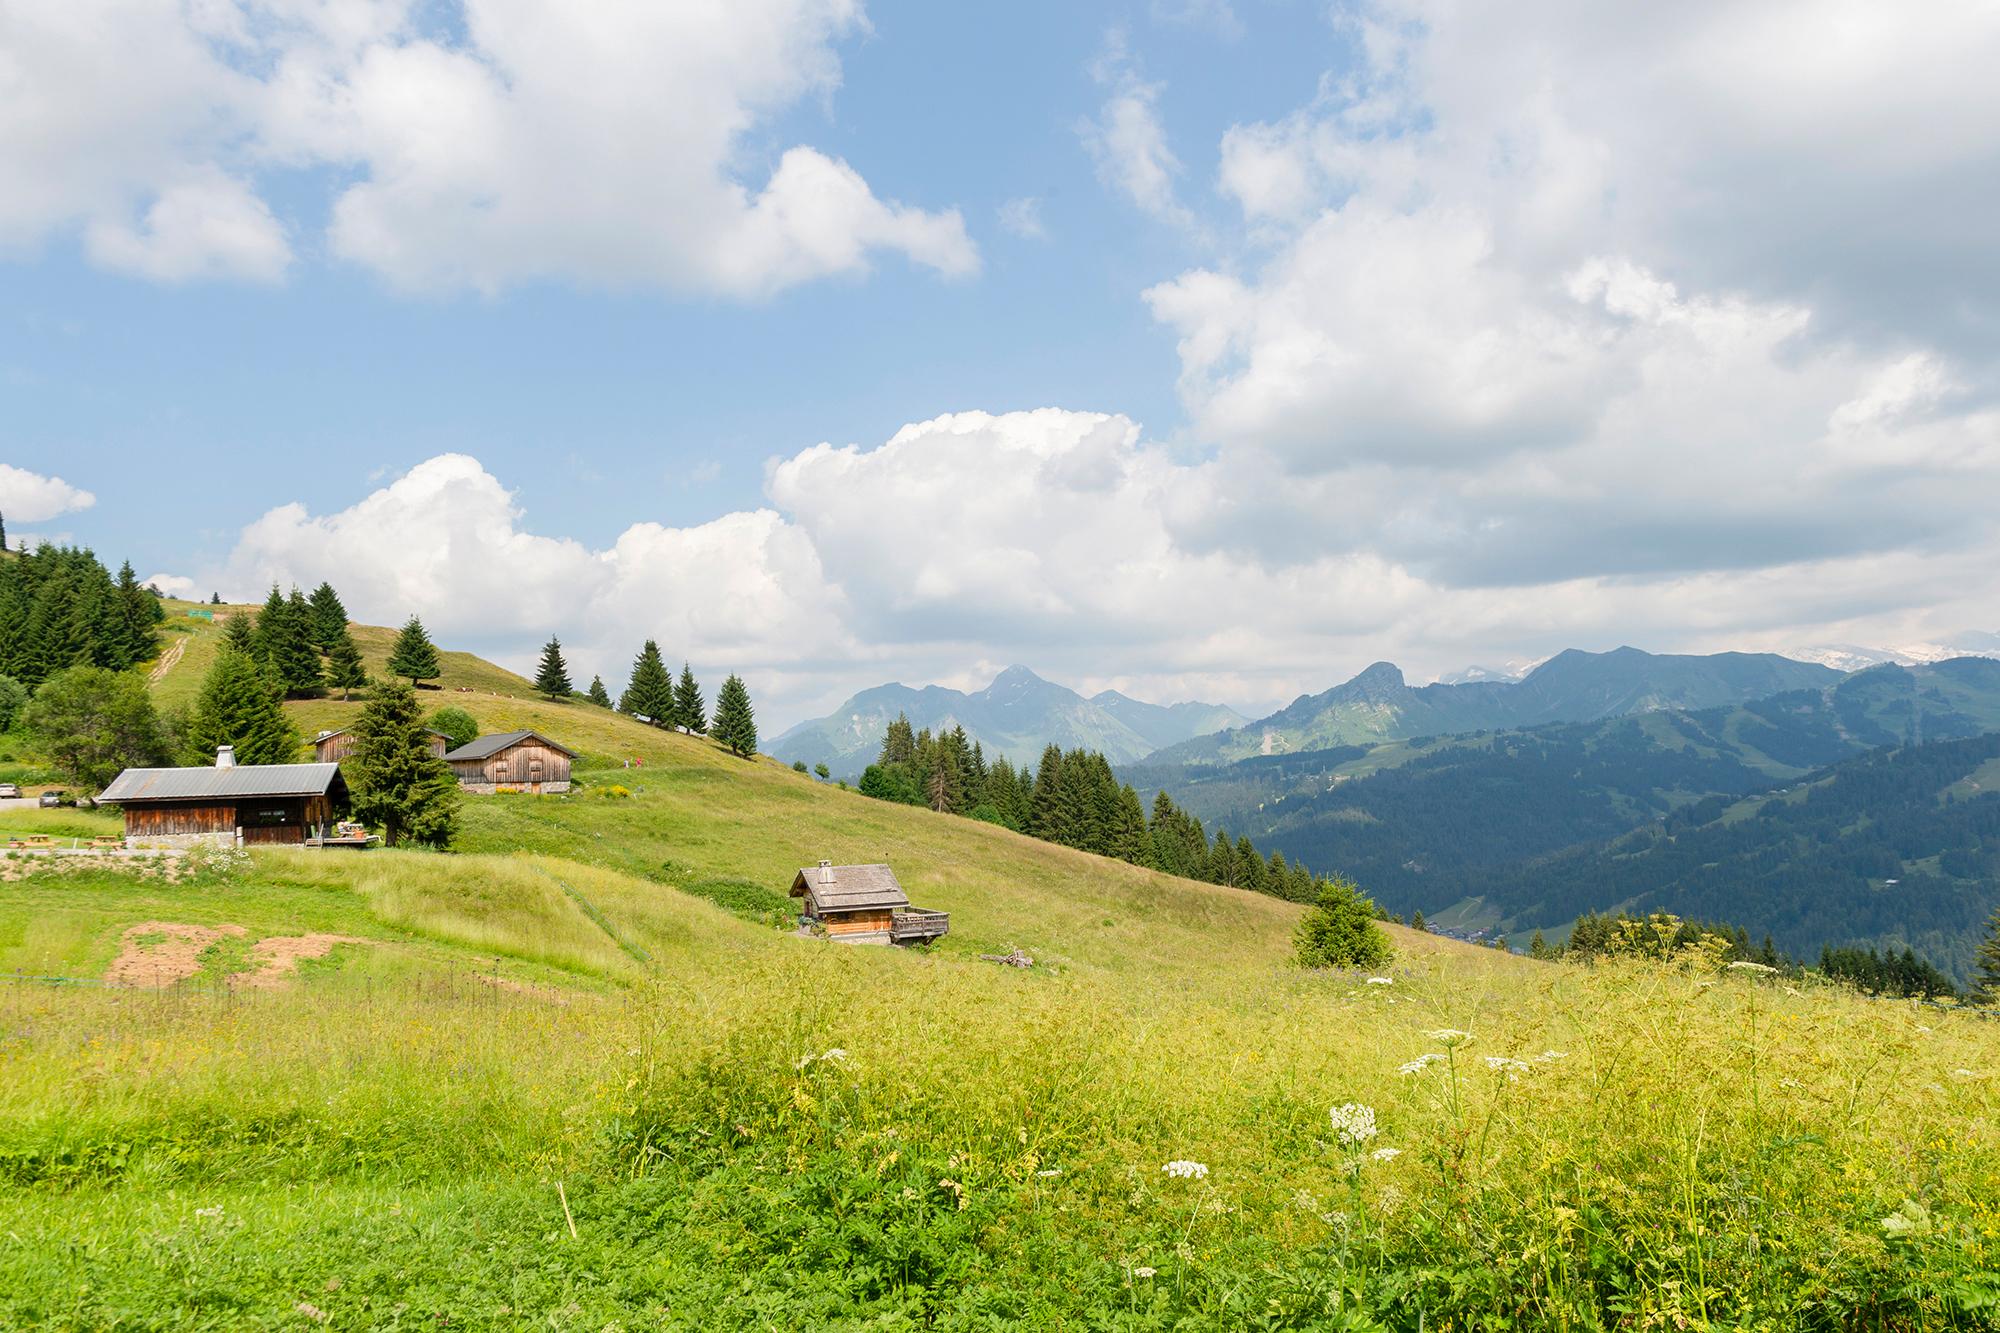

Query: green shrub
[[427, 706, 478, 749], [1294, 874, 1393, 969]]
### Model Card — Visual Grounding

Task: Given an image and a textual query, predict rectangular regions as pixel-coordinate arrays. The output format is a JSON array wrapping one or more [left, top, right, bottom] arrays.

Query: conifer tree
[[186, 649, 301, 766], [1409, 910, 1427, 933], [1529, 929, 1550, 959], [711, 673, 758, 757], [326, 633, 367, 701], [1294, 874, 1393, 969], [1028, 744, 1066, 842], [1111, 784, 1151, 864], [673, 664, 707, 734], [1974, 907, 2000, 1004], [620, 641, 673, 723], [533, 636, 573, 699], [223, 609, 257, 654], [347, 677, 460, 849], [926, 753, 962, 812], [255, 585, 323, 697], [114, 561, 161, 664], [879, 713, 918, 766], [0, 511, 6, 549], [305, 582, 349, 650], [586, 675, 612, 707], [387, 616, 442, 687]]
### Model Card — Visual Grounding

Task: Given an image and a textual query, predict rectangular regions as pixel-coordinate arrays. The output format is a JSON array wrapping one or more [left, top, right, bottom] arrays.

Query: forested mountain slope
[[1146, 647, 1842, 765]]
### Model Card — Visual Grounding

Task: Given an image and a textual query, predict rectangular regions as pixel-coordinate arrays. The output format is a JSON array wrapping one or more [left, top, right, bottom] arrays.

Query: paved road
[[0, 797, 42, 812]]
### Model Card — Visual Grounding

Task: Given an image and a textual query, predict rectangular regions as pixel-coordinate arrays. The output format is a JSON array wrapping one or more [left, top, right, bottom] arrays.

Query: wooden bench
[[90, 836, 124, 849]]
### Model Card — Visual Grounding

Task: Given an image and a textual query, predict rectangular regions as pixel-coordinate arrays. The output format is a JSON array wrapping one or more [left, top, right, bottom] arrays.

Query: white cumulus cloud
[[0, 0, 975, 296], [0, 464, 97, 524]]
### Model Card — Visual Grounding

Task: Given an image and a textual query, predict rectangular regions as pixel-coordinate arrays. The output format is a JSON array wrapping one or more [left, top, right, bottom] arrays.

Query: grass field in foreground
[[2, 832, 1997, 1328], [9, 617, 1976, 1325]]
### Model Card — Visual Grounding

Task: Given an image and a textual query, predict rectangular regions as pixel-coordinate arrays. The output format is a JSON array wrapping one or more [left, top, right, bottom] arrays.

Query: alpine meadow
[[7, 1, 2000, 1328]]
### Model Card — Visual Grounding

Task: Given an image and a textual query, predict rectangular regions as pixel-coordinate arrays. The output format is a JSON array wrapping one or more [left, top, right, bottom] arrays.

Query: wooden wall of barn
[[452, 741, 572, 791]]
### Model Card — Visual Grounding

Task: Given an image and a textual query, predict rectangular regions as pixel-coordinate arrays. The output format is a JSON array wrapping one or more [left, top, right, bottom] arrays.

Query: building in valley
[[98, 746, 349, 848], [788, 861, 949, 945], [443, 729, 575, 794]]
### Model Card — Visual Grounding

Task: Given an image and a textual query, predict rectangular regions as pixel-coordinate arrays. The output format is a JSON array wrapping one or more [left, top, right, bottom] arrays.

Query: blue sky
[[5, 0, 1999, 728]]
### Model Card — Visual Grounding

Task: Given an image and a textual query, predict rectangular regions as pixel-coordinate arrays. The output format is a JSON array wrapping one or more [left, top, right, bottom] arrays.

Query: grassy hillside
[[0, 616, 1989, 1325]]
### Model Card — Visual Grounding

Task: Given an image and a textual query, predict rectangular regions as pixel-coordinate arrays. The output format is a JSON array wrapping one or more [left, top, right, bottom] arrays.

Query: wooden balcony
[[891, 908, 950, 943]]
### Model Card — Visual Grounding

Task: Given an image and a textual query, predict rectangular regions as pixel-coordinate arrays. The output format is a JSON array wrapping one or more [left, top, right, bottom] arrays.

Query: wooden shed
[[97, 746, 349, 848], [313, 727, 450, 764], [789, 861, 949, 946], [443, 729, 575, 794]]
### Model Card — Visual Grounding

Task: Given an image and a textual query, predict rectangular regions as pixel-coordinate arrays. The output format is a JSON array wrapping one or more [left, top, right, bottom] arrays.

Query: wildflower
[[1952, 1069, 1981, 1079], [1036, 1168, 1063, 1178], [820, 1048, 848, 1063], [1132, 1267, 1157, 1279], [1784, 986, 1803, 997], [1726, 961, 1777, 973], [1483, 1055, 1530, 1079], [195, 1206, 224, 1219], [1162, 1159, 1209, 1180], [1425, 1028, 1474, 1047], [1365, 976, 1394, 986], [1328, 1102, 1378, 1146], [1371, 1147, 1402, 1162], [1397, 1053, 1445, 1075], [1533, 1050, 1567, 1062]]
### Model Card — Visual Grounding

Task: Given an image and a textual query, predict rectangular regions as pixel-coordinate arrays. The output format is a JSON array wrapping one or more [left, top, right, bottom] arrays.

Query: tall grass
[[2, 904, 1995, 1328]]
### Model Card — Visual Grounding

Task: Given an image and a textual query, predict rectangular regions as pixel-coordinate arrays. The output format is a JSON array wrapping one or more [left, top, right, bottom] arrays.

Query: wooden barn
[[443, 729, 575, 794], [312, 727, 450, 764], [789, 861, 949, 946], [97, 746, 349, 848]]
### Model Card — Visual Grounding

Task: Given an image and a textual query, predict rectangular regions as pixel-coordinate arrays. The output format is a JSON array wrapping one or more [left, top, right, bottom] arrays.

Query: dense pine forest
[[857, 714, 1337, 902], [0, 546, 164, 684]]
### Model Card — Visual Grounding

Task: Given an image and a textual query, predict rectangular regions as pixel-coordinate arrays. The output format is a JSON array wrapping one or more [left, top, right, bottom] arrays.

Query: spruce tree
[[0, 511, 6, 550], [1973, 907, 2000, 1004], [1294, 875, 1393, 969], [586, 675, 612, 707], [114, 561, 160, 665], [258, 586, 322, 697], [533, 636, 573, 699], [674, 664, 706, 734], [879, 713, 917, 767], [711, 673, 758, 757], [186, 649, 301, 766], [387, 616, 442, 687], [222, 609, 258, 654], [326, 631, 366, 700], [305, 582, 349, 650], [1409, 910, 1427, 933], [347, 677, 460, 849], [1028, 744, 1065, 841], [619, 640, 673, 724]]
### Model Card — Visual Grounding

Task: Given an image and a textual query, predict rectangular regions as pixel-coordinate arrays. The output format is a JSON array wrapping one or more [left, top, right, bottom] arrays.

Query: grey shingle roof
[[442, 729, 576, 762], [98, 763, 346, 803], [789, 863, 910, 912]]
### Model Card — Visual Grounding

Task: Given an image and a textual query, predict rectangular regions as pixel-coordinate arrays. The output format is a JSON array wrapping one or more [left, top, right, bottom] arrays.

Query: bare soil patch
[[232, 933, 364, 989], [106, 921, 248, 988]]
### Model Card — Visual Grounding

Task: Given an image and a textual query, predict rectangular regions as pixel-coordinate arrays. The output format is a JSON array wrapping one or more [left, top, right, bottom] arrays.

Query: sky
[[4, 0, 2000, 732]]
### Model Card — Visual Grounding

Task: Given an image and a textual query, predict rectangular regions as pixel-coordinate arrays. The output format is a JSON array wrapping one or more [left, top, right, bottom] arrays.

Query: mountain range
[[1131, 657, 2000, 981], [1145, 647, 1844, 766], [768, 666, 1247, 773]]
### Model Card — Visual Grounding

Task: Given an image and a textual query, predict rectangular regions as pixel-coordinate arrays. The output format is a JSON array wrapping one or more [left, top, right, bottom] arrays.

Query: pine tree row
[[856, 713, 1336, 904], [0, 546, 163, 686]]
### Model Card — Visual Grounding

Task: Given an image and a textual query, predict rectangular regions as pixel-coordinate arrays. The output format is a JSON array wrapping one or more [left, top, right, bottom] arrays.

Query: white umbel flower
[[1162, 1159, 1209, 1180], [1328, 1102, 1378, 1145]]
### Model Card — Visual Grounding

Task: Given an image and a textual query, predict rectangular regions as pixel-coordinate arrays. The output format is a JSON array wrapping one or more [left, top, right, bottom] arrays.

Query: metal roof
[[314, 727, 451, 743], [443, 729, 576, 762], [788, 863, 911, 913], [98, 763, 347, 804]]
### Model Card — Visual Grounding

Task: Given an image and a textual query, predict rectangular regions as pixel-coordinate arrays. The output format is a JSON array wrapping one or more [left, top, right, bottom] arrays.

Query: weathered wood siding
[[121, 795, 334, 845], [316, 733, 446, 763], [822, 909, 894, 936], [121, 803, 237, 837], [453, 740, 572, 792]]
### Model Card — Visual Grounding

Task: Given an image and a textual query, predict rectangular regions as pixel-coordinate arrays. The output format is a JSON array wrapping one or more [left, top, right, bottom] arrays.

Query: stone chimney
[[819, 859, 835, 883], [216, 745, 236, 770]]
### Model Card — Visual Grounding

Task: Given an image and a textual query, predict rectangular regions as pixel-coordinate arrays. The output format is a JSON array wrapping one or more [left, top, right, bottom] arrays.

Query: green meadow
[[0, 618, 1994, 1327]]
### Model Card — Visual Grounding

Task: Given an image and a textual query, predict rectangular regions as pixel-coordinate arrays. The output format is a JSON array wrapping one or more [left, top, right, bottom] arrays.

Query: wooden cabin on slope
[[312, 727, 449, 764], [98, 746, 349, 848], [443, 729, 575, 794], [789, 861, 949, 946]]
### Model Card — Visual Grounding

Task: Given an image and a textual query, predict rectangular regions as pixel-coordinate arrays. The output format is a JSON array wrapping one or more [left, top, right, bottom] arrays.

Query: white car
[[0, 783, 19, 799]]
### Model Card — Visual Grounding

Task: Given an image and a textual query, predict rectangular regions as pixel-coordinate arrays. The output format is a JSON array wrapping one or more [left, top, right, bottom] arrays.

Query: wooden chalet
[[97, 746, 349, 848], [443, 729, 575, 794], [789, 861, 949, 946], [312, 727, 450, 764]]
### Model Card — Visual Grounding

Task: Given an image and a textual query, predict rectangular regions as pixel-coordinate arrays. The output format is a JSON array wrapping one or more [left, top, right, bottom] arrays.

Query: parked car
[[0, 783, 20, 799], [38, 790, 64, 808]]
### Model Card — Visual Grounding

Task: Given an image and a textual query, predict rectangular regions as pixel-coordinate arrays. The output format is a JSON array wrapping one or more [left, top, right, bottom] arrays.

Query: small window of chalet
[[529, 759, 544, 779], [493, 761, 509, 781]]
